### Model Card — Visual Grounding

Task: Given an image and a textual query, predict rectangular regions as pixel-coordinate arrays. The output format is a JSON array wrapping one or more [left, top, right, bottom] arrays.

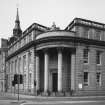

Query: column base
[[56, 92, 64, 96], [65, 92, 71, 96], [42, 92, 49, 96], [50, 92, 56, 96]]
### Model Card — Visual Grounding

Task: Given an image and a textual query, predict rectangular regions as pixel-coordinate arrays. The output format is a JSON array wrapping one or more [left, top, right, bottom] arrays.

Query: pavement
[[1, 92, 105, 99], [4, 92, 105, 99], [0, 92, 105, 105]]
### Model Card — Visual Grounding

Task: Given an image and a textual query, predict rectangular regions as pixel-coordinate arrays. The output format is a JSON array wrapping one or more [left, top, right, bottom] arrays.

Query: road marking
[[20, 100, 105, 105]]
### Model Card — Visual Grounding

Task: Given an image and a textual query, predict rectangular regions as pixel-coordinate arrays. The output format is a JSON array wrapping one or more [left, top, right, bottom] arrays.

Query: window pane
[[84, 72, 88, 86], [23, 55, 26, 70], [83, 49, 88, 63], [95, 31, 101, 40], [96, 72, 101, 86], [96, 51, 101, 64]]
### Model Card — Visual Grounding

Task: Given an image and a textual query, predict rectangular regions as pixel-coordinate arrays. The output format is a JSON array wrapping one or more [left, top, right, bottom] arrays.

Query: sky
[[0, 0, 105, 40]]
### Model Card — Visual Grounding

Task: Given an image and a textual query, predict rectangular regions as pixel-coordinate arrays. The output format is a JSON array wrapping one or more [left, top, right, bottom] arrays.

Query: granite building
[[4, 9, 105, 96], [0, 39, 8, 92]]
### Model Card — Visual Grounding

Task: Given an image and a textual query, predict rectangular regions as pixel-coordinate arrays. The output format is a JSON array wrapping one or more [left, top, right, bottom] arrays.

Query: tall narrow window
[[29, 73, 32, 89], [83, 49, 89, 64], [28, 52, 32, 65], [11, 62, 13, 74], [96, 51, 101, 65], [29, 33, 32, 42], [18, 57, 21, 73], [12, 61, 15, 73], [23, 55, 26, 71], [84, 72, 89, 86], [16, 44, 17, 50], [23, 74, 26, 89], [96, 72, 101, 86], [95, 30, 101, 40], [15, 60, 17, 74], [84, 28, 90, 39], [24, 37, 26, 45]]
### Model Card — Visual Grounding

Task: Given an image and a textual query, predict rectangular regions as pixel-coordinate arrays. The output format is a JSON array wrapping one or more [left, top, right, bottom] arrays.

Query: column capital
[[43, 48, 49, 53], [57, 47, 64, 52], [35, 50, 39, 56]]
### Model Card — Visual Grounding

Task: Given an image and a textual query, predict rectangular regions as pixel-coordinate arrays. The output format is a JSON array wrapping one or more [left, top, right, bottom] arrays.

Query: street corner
[[10, 100, 26, 104], [20, 102, 34, 105]]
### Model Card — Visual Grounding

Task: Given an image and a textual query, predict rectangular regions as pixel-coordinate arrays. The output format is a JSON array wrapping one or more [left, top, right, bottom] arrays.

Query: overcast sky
[[0, 0, 105, 40]]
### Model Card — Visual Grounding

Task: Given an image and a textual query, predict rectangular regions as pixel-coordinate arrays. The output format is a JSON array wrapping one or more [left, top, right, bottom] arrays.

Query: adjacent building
[[1, 9, 105, 96], [0, 39, 8, 92]]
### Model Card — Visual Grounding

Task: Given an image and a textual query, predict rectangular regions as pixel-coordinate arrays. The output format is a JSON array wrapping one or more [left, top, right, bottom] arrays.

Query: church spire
[[13, 8, 22, 37], [16, 8, 19, 22]]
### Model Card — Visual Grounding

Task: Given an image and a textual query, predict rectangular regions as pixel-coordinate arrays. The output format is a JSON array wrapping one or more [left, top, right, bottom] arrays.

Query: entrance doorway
[[52, 73, 58, 92]]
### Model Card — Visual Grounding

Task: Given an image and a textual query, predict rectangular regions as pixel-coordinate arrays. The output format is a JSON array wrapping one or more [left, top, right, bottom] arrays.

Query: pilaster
[[71, 53, 76, 90], [35, 52, 40, 91]]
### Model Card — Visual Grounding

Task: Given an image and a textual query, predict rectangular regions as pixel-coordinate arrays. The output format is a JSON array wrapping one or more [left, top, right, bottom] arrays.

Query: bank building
[[1, 8, 105, 96]]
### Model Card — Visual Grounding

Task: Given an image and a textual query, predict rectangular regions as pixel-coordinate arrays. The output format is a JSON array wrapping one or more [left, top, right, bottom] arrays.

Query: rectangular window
[[96, 72, 101, 86], [28, 52, 32, 65], [18, 57, 21, 73], [95, 31, 101, 40], [83, 49, 89, 64], [15, 60, 17, 73], [23, 55, 26, 70], [29, 33, 32, 42], [87, 29, 90, 39], [96, 51, 101, 65], [23, 74, 26, 86], [16, 44, 17, 50], [24, 37, 26, 45], [10, 61, 13, 74], [11, 61, 14, 73], [84, 28, 90, 39], [20, 41, 21, 48], [29, 73, 32, 89], [84, 72, 88, 86]]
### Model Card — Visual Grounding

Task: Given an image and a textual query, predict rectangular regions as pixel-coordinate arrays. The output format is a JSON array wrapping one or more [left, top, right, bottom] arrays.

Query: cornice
[[65, 18, 105, 31], [36, 36, 105, 47], [6, 36, 105, 61], [6, 41, 35, 61]]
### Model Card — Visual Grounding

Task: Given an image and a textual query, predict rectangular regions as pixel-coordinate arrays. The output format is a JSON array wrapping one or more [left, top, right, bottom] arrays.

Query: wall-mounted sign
[[78, 83, 82, 89]]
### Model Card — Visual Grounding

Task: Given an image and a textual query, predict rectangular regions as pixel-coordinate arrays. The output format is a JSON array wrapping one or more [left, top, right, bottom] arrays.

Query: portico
[[35, 47, 76, 94]]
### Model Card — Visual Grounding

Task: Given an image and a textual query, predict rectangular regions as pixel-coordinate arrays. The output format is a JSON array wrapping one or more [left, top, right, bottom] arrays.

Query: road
[[20, 99, 105, 105], [20, 102, 105, 105], [0, 92, 105, 105], [0, 93, 22, 105]]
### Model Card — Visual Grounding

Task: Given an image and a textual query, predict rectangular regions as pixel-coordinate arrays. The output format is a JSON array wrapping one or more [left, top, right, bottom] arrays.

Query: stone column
[[71, 53, 75, 90], [57, 48, 63, 92], [44, 49, 49, 92], [35, 52, 40, 91]]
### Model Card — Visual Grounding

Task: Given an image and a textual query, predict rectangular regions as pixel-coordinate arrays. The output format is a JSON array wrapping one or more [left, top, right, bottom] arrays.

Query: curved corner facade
[[5, 18, 105, 96]]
